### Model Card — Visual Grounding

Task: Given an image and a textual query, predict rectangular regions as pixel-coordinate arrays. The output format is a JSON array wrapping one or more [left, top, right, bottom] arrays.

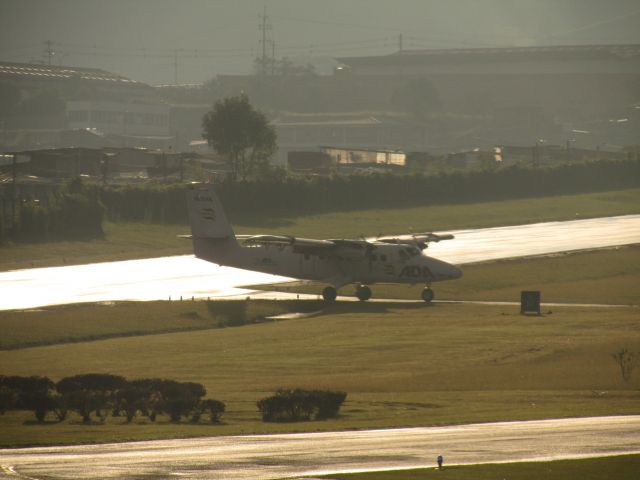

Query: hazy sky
[[1, 0, 639, 84]]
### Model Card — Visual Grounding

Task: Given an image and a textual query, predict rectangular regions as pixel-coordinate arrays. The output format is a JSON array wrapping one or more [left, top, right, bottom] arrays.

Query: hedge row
[[0, 374, 223, 424], [100, 159, 640, 224], [0, 178, 104, 243], [2, 159, 637, 242]]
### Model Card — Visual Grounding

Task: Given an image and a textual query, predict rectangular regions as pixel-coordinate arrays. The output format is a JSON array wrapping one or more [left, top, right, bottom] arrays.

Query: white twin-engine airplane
[[185, 183, 462, 302]]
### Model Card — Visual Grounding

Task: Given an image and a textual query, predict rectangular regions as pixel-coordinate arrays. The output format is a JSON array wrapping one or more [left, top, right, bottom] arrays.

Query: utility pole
[[271, 40, 276, 75], [258, 6, 272, 76], [11, 154, 17, 234], [173, 50, 179, 85], [398, 33, 403, 53], [44, 40, 55, 65]]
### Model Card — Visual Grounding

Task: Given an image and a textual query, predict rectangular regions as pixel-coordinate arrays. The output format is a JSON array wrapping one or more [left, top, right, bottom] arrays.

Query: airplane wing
[[376, 232, 454, 249], [237, 235, 373, 259], [237, 235, 333, 248]]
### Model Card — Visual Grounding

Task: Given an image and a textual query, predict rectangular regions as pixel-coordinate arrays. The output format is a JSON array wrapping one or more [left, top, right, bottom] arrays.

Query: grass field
[[1, 188, 638, 271], [324, 454, 640, 480], [0, 300, 311, 350], [1, 285, 638, 446]]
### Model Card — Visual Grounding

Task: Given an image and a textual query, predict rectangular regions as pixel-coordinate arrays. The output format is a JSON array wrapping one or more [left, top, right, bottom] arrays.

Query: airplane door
[[300, 253, 316, 278]]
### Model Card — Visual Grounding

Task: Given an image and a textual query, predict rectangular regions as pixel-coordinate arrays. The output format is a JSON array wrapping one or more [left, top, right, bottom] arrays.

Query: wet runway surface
[[1, 416, 639, 479], [1, 215, 638, 311]]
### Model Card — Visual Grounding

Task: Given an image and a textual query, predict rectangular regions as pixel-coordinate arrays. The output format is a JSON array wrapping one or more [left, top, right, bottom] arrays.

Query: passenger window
[[381, 254, 387, 262]]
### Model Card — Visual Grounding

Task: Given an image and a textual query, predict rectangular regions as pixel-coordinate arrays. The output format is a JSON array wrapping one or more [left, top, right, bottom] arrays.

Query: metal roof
[[338, 44, 640, 66], [0, 61, 144, 85]]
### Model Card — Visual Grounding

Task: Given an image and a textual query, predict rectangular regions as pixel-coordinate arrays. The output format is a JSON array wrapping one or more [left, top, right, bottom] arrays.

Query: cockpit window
[[406, 247, 420, 257]]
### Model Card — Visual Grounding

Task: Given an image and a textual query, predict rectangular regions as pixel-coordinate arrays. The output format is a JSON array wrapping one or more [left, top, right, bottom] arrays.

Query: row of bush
[[0, 375, 347, 424], [0, 374, 223, 424], [3, 158, 637, 243], [100, 159, 640, 224], [0, 178, 104, 243]]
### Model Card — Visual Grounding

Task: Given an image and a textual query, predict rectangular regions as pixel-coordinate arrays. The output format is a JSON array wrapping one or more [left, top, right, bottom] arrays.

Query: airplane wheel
[[421, 287, 434, 303], [356, 285, 372, 302], [322, 286, 337, 302]]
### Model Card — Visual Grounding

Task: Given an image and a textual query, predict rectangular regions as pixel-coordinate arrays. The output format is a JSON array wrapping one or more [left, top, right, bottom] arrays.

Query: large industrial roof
[[0, 61, 145, 85], [337, 44, 640, 66]]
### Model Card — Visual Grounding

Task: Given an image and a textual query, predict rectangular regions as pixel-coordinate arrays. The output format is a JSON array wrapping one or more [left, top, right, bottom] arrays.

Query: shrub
[[0, 375, 55, 422], [200, 398, 226, 424], [3, 177, 104, 243], [257, 389, 347, 422], [154, 379, 206, 423], [57, 373, 127, 423]]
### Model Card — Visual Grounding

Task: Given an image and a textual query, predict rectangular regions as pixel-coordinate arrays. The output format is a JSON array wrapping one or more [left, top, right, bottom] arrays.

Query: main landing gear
[[321, 284, 372, 302], [421, 286, 435, 303], [355, 284, 372, 302], [322, 286, 337, 302], [322, 284, 434, 303], [322, 285, 371, 302]]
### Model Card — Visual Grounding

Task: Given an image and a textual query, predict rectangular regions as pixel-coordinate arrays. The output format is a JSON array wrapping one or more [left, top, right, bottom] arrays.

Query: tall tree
[[391, 78, 442, 119], [0, 82, 21, 118], [57, 373, 126, 423], [0, 375, 55, 423], [202, 94, 277, 181]]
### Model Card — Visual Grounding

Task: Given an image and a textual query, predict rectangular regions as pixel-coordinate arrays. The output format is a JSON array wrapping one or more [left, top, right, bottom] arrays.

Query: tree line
[[0, 374, 347, 424], [100, 158, 640, 224]]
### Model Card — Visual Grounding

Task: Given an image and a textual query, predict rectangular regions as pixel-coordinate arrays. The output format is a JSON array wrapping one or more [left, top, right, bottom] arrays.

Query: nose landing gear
[[421, 286, 435, 303]]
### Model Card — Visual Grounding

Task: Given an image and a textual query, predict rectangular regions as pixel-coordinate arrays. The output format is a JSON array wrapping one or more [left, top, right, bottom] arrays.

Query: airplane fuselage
[[193, 238, 461, 286]]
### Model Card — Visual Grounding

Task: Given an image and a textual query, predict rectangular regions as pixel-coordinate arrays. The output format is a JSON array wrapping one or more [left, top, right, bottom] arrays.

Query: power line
[[543, 7, 640, 40], [6, 36, 398, 62], [271, 14, 406, 33], [174, 50, 178, 85]]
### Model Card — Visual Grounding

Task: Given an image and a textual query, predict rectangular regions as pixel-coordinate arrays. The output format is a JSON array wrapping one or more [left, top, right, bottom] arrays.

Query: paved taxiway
[[1, 215, 638, 311], [1, 416, 639, 479]]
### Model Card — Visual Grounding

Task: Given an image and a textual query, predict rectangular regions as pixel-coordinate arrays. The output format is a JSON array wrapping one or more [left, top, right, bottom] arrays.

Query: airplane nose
[[448, 264, 463, 279], [425, 257, 463, 280]]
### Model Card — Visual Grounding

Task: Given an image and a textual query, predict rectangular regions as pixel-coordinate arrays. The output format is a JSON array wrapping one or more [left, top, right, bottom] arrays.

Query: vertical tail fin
[[186, 183, 236, 240], [186, 184, 239, 263]]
